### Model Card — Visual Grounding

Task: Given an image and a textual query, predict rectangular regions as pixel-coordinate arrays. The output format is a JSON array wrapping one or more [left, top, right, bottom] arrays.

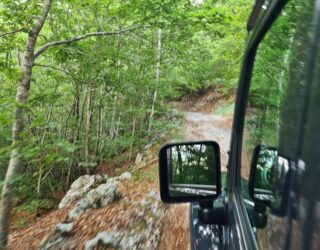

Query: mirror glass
[[167, 143, 218, 198], [252, 147, 290, 207]]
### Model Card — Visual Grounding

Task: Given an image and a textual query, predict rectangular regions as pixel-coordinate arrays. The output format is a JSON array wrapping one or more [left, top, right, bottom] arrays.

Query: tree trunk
[[109, 95, 118, 140], [148, 28, 162, 132], [36, 101, 54, 196], [128, 118, 137, 167], [99, 88, 107, 165], [96, 87, 103, 157], [85, 87, 93, 174], [0, 0, 52, 248]]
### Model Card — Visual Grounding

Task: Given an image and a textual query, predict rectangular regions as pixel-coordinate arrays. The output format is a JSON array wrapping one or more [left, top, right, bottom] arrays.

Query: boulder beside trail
[[59, 174, 108, 209], [59, 172, 132, 210], [40, 173, 133, 249]]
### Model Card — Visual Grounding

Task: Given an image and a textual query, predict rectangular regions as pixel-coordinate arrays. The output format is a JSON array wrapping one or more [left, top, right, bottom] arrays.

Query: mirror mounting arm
[[198, 199, 227, 225]]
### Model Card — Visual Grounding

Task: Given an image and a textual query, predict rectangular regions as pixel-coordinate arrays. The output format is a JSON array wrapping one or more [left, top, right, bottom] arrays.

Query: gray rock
[[86, 182, 118, 208], [139, 199, 149, 208], [143, 143, 153, 150], [55, 223, 73, 234], [40, 236, 65, 250], [159, 132, 166, 138], [135, 153, 143, 165], [67, 198, 91, 221], [67, 206, 84, 222], [66, 182, 119, 221], [85, 231, 141, 250], [58, 191, 82, 209], [59, 174, 108, 208], [107, 177, 118, 183], [119, 234, 141, 250], [70, 175, 92, 190], [150, 204, 158, 216], [84, 231, 120, 250], [148, 190, 160, 201], [84, 237, 99, 250], [76, 198, 90, 210], [119, 172, 132, 180]]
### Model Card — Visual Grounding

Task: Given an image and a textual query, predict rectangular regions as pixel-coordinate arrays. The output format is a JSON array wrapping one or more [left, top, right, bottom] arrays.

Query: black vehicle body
[[159, 0, 320, 249]]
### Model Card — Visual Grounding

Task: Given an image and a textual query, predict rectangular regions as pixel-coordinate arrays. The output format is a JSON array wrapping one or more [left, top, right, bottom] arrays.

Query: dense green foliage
[[0, 0, 250, 212]]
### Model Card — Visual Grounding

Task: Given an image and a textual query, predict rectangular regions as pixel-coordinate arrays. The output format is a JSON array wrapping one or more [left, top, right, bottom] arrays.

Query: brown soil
[[172, 88, 234, 113], [8, 206, 71, 249], [157, 204, 190, 250]]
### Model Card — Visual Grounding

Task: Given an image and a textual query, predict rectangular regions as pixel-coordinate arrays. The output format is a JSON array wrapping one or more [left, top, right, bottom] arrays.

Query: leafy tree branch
[[0, 19, 33, 38], [33, 26, 144, 59]]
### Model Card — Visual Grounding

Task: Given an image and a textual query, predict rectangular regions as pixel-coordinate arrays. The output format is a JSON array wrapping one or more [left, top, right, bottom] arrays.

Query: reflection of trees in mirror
[[253, 148, 277, 201], [255, 148, 277, 190], [170, 144, 216, 186], [253, 148, 291, 204], [271, 155, 290, 207]]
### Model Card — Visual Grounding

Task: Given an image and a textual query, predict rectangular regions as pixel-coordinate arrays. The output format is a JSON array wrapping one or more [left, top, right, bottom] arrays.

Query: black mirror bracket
[[198, 196, 227, 225], [245, 200, 268, 228], [252, 203, 268, 228]]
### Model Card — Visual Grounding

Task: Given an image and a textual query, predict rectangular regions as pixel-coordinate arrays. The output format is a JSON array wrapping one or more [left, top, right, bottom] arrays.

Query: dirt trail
[[158, 93, 233, 250], [184, 112, 232, 170]]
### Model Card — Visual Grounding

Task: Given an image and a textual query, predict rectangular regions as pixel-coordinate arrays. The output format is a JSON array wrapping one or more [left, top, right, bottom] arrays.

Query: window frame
[[227, 0, 289, 248]]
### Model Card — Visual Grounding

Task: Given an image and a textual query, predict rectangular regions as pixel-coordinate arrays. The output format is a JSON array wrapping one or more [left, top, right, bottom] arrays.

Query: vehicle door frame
[[226, 0, 289, 249]]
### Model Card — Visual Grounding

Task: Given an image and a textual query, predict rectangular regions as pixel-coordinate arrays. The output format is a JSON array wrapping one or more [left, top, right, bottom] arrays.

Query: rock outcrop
[[40, 171, 163, 250]]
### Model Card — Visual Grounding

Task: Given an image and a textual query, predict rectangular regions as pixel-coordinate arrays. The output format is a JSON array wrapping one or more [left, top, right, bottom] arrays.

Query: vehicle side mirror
[[159, 141, 221, 203], [248, 145, 291, 216]]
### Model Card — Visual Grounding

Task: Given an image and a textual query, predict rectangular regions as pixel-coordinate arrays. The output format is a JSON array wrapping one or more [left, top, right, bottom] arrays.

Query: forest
[[0, 0, 256, 248]]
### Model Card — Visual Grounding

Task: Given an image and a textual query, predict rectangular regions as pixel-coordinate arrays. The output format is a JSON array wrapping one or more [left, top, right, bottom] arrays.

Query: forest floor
[[8, 90, 233, 250]]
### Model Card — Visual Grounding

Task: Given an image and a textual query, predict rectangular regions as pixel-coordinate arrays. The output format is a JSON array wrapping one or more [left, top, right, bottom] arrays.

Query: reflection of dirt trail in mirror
[[158, 101, 233, 250]]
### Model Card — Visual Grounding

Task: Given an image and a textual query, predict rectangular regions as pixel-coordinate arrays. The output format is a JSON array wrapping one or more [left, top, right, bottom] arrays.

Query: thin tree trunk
[[66, 85, 81, 188], [148, 28, 162, 132], [117, 33, 122, 80], [128, 118, 136, 167], [64, 96, 77, 139], [96, 86, 106, 160], [85, 87, 93, 174], [76, 89, 88, 144], [109, 95, 118, 139], [66, 162, 73, 190], [96, 90, 102, 156], [115, 112, 121, 138], [36, 102, 54, 196], [99, 95, 107, 165], [0, 1, 52, 248]]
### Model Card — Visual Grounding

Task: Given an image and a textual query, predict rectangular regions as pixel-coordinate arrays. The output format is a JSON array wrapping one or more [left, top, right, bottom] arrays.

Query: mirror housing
[[159, 141, 221, 203], [248, 145, 291, 216]]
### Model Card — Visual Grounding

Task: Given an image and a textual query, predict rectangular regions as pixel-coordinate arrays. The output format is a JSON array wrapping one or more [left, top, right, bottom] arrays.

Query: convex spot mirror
[[249, 145, 291, 216], [159, 141, 221, 203]]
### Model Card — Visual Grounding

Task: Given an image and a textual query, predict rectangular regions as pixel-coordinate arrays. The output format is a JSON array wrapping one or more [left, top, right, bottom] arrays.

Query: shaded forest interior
[[0, 0, 253, 246]]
